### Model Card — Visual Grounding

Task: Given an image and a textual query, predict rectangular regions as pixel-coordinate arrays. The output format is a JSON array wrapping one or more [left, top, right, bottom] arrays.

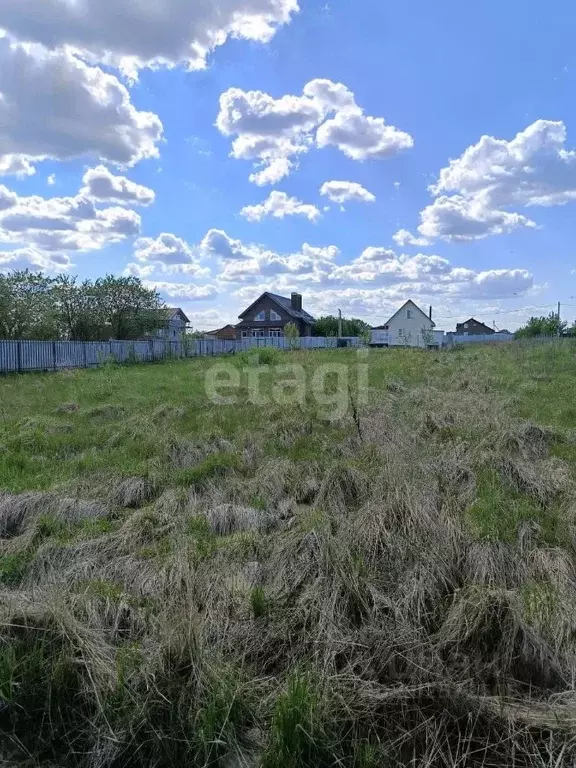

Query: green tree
[[284, 321, 300, 349], [313, 315, 371, 337], [91, 275, 163, 340], [515, 312, 567, 339], [0, 270, 58, 339]]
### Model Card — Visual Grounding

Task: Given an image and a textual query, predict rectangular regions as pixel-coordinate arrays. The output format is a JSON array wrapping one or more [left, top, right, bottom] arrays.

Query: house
[[372, 300, 437, 348], [204, 324, 237, 341], [456, 318, 495, 336], [154, 308, 190, 340], [236, 292, 315, 339]]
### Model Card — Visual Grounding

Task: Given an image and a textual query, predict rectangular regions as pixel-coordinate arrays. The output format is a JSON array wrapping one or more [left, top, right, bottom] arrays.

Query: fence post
[[52, 341, 57, 371], [17, 341, 21, 372]]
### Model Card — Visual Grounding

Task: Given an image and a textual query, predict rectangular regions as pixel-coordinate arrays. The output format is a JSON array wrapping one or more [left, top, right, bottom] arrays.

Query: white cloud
[[316, 111, 414, 160], [217, 78, 413, 184], [0, 154, 36, 178], [0, 247, 73, 273], [320, 180, 376, 205], [0, 39, 163, 175], [240, 190, 320, 222], [0, 187, 141, 252], [133, 233, 209, 276], [393, 229, 430, 247], [406, 120, 576, 243], [205, 228, 534, 303], [47, 174, 56, 186], [417, 195, 536, 242], [81, 166, 155, 206], [142, 281, 218, 301], [200, 229, 257, 260], [0, 0, 298, 75]]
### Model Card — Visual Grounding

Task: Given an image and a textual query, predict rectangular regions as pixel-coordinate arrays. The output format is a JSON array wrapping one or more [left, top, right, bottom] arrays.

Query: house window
[[270, 310, 282, 321], [464, 323, 469, 329], [241, 330, 248, 338], [254, 311, 266, 322], [269, 328, 283, 338], [407, 310, 412, 319], [398, 329, 404, 337], [173, 330, 177, 338], [252, 329, 265, 338]]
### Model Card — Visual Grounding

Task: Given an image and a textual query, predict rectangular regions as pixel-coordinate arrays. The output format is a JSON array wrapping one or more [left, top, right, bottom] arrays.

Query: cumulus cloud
[[81, 166, 155, 206], [217, 78, 413, 184], [204, 227, 534, 303], [240, 190, 320, 222], [0, 186, 141, 252], [316, 112, 413, 160], [417, 195, 536, 242], [0, 154, 36, 178], [133, 233, 209, 275], [320, 181, 376, 205], [142, 281, 217, 301], [405, 120, 576, 243], [0, 0, 298, 75], [393, 229, 430, 247], [0, 39, 163, 175], [0, 247, 73, 272], [200, 229, 256, 261]]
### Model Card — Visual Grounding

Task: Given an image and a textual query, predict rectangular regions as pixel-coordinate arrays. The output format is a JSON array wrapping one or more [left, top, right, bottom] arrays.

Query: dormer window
[[254, 310, 266, 321], [270, 309, 281, 321], [407, 309, 412, 319]]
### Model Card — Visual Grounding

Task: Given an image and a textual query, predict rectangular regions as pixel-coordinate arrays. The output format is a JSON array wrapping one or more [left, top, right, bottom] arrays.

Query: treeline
[[515, 311, 576, 339], [312, 315, 371, 337], [0, 271, 165, 341]]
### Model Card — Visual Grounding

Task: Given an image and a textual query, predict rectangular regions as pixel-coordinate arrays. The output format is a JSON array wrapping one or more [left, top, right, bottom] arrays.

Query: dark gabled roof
[[157, 307, 190, 324], [238, 292, 316, 324], [457, 317, 493, 330]]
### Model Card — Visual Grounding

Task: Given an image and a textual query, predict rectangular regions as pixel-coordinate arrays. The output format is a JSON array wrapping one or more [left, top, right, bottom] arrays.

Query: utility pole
[[558, 302, 562, 338], [338, 308, 343, 338]]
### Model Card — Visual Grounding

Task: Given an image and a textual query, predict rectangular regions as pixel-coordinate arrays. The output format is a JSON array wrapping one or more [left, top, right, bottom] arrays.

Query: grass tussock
[[3, 343, 576, 765]]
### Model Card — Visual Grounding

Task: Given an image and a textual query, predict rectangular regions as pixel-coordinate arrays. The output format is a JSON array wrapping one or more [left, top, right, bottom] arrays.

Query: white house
[[155, 308, 190, 340], [372, 300, 438, 348]]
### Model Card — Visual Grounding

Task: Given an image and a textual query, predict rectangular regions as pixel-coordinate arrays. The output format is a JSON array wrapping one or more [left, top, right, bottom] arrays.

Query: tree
[[313, 315, 371, 337], [515, 312, 567, 338], [0, 270, 58, 339], [0, 270, 165, 340], [91, 275, 163, 339], [284, 321, 300, 349]]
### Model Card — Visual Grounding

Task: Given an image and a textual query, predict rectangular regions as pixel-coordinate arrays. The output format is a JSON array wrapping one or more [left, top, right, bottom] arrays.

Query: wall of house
[[236, 295, 312, 339], [387, 306, 434, 347], [456, 320, 494, 335], [156, 316, 187, 340]]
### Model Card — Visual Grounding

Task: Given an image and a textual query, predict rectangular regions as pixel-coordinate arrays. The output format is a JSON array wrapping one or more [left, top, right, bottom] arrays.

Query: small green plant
[[0, 550, 32, 585], [284, 322, 300, 350], [174, 451, 242, 487], [264, 672, 333, 768], [249, 586, 268, 618]]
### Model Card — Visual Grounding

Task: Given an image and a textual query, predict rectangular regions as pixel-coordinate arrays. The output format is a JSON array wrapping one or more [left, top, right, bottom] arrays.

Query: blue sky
[[0, 0, 575, 330]]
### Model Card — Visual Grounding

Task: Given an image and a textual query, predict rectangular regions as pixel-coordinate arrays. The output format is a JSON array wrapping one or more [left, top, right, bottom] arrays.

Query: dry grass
[[3, 345, 576, 765]]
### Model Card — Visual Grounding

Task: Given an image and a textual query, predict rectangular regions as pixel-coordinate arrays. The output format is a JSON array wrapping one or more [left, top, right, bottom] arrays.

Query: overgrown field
[[2, 341, 576, 766]]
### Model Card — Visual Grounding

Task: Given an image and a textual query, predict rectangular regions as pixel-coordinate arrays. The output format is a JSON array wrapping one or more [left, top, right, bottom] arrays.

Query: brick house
[[204, 324, 237, 341], [236, 292, 315, 339], [456, 318, 495, 336]]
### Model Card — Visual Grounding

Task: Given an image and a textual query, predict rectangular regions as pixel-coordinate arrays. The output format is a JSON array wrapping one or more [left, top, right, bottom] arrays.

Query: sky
[[0, 0, 575, 332]]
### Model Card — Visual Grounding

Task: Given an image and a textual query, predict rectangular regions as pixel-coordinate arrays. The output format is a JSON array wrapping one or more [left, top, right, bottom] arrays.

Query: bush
[[237, 346, 282, 366]]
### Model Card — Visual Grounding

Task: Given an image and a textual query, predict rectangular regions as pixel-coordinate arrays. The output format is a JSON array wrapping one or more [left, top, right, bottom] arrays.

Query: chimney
[[291, 292, 302, 312], [429, 305, 433, 321]]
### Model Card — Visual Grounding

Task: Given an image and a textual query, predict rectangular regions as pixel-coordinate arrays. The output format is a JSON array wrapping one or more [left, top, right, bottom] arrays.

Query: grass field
[[2, 341, 576, 766]]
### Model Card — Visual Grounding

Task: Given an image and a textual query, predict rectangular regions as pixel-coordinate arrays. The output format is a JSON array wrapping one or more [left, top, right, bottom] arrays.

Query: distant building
[[204, 324, 237, 341], [154, 308, 190, 340], [236, 292, 315, 339], [456, 318, 495, 336], [372, 300, 438, 348]]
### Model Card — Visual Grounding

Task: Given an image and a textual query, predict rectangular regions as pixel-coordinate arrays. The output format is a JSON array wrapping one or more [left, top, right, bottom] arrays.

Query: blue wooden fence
[[0, 336, 362, 373]]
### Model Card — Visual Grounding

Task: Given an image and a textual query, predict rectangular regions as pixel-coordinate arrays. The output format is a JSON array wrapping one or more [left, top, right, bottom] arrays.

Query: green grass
[[4, 340, 576, 766]]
